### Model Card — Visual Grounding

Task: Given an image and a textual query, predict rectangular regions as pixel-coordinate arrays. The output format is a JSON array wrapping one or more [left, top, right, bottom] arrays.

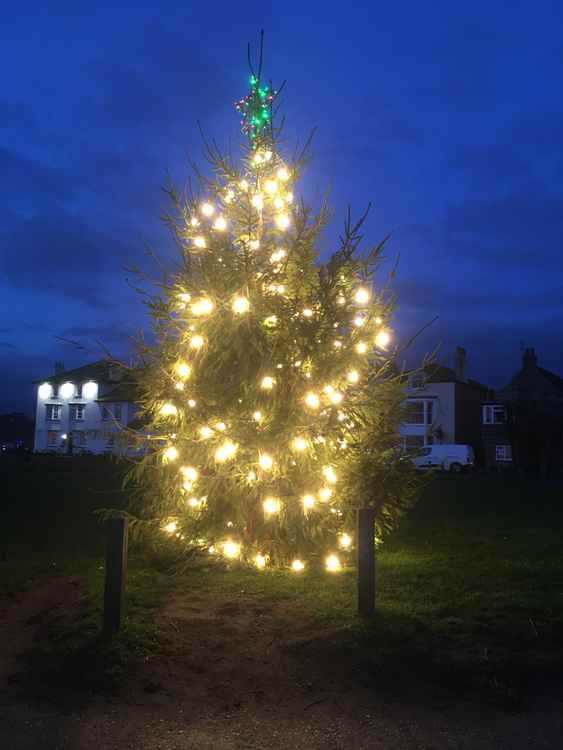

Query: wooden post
[[103, 517, 129, 636], [357, 508, 376, 617]]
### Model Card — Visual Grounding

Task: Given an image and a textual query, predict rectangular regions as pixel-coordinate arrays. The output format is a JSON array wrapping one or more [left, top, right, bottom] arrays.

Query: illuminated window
[[69, 403, 85, 421], [46, 404, 61, 421], [47, 430, 60, 446]]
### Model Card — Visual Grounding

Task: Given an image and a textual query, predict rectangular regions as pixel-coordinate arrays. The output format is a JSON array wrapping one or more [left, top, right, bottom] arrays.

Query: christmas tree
[[127, 50, 419, 571]]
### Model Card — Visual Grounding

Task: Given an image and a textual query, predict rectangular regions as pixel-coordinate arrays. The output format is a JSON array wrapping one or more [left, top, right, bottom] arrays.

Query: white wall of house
[[33, 380, 136, 455], [400, 381, 456, 448]]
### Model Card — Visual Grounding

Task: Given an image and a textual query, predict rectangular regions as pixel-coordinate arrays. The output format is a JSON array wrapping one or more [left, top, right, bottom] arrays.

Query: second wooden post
[[102, 516, 129, 637]]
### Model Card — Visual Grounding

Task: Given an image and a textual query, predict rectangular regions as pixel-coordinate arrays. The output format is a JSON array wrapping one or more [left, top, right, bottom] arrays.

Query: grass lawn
[[1, 454, 562, 704]]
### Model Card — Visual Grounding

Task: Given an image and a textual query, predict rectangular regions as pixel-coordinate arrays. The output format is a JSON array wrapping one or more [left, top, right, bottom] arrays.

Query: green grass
[[2, 454, 562, 694]]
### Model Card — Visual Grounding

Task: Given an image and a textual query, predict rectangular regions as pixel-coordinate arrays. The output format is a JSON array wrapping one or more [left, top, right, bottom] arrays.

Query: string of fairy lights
[[150, 73, 392, 573]]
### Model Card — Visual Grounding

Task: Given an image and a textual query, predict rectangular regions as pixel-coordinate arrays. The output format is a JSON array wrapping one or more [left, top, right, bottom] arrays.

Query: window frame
[[404, 399, 434, 425], [483, 404, 506, 425], [495, 444, 512, 462], [47, 430, 60, 447], [46, 404, 61, 421], [69, 403, 86, 421]]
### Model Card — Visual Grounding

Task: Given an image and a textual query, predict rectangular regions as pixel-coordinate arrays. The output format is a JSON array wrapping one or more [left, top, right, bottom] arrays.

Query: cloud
[[0, 212, 137, 307], [450, 144, 531, 183], [444, 192, 563, 266], [58, 323, 135, 348]]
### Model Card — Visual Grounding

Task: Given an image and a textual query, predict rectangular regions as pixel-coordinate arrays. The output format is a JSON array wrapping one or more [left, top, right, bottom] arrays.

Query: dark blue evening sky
[[2, 1, 563, 413]]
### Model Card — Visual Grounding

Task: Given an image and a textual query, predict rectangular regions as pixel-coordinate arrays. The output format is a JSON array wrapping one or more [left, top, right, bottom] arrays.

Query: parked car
[[412, 444, 474, 472]]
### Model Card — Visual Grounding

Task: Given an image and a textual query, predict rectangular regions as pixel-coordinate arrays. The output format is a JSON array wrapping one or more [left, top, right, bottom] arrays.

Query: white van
[[412, 444, 474, 472]]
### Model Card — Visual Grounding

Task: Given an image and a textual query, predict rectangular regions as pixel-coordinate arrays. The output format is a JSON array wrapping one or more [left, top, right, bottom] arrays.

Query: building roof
[[422, 363, 489, 391], [34, 359, 112, 386]]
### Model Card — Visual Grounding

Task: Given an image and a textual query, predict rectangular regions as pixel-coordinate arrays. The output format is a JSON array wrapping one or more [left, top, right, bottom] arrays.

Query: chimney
[[454, 346, 466, 382], [54, 361, 65, 374], [522, 347, 537, 371]]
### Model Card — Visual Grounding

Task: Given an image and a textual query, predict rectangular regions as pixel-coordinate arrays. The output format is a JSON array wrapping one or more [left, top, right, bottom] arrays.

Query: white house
[[400, 347, 490, 458], [33, 360, 139, 455]]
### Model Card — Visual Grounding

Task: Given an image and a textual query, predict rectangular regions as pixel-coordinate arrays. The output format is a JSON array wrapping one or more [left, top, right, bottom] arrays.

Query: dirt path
[[0, 578, 562, 749]]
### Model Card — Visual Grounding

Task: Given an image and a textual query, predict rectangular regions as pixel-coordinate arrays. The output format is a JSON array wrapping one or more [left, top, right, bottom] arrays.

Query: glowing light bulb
[[285, 192, 294, 203], [270, 249, 286, 262], [175, 361, 191, 380], [302, 494, 315, 509], [160, 403, 178, 417], [180, 466, 198, 483], [190, 335, 205, 350], [264, 179, 278, 194], [275, 214, 290, 230], [354, 288, 370, 305], [215, 421, 226, 431], [263, 497, 281, 515], [215, 440, 237, 462], [163, 521, 178, 534], [187, 497, 201, 508], [187, 398, 197, 408], [255, 554, 267, 569], [193, 236, 206, 249], [247, 470, 257, 482], [353, 315, 366, 327], [291, 559, 305, 572], [225, 189, 235, 203], [337, 295, 346, 305], [179, 292, 191, 303], [375, 329, 391, 349], [213, 216, 227, 231], [325, 554, 341, 572], [249, 239, 260, 250], [277, 167, 289, 181], [59, 382, 75, 399], [223, 541, 240, 558], [191, 298, 214, 316], [305, 392, 320, 409], [347, 369, 360, 384], [38, 382, 52, 399], [319, 487, 333, 502], [292, 436, 308, 452], [329, 391, 343, 405], [355, 341, 368, 354], [190, 217, 199, 227], [232, 296, 250, 314], [261, 376, 275, 390], [200, 202, 214, 216], [251, 193, 264, 210], [339, 533, 352, 549], [258, 452, 274, 471], [239, 179, 249, 191], [264, 150, 273, 161], [333, 340, 343, 349], [323, 466, 338, 484], [163, 446, 179, 462], [302, 308, 313, 318], [199, 425, 213, 439], [253, 411, 263, 423], [253, 152, 263, 165], [273, 196, 284, 209]]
